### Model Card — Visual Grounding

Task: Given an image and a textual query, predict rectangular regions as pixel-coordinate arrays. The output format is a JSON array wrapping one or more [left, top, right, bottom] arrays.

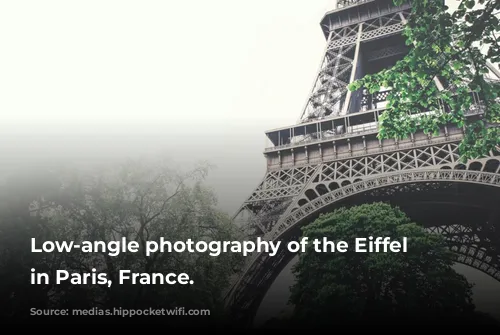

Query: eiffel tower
[[224, 0, 500, 326]]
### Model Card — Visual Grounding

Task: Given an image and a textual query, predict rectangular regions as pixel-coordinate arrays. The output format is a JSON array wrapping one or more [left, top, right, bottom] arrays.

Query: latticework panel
[[234, 198, 293, 236], [337, 0, 372, 8], [236, 143, 499, 243], [427, 225, 500, 280], [251, 138, 465, 205], [366, 45, 409, 62], [327, 11, 409, 49], [274, 142, 464, 223], [300, 9, 410, 122], [246, 165, 318, 202], [301, 34, 356, 121], [317, 142, 460, 182], [271, 169, 500, 240]]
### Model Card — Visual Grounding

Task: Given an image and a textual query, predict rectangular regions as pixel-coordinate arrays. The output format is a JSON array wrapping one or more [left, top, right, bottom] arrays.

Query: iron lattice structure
[[224, 0, 500, 325]]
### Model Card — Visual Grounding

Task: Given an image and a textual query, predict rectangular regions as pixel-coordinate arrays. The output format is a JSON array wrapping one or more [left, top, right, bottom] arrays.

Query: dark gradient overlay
[[0, 162, 499, 329]]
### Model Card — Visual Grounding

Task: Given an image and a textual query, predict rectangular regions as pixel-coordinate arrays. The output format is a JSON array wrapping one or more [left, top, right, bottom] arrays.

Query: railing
[[270, 133, 465, 171], [360, 89, 391, 111], [336, 0, 372, 9], [263, 88, 486, 153], [264, 122, 379, 153]]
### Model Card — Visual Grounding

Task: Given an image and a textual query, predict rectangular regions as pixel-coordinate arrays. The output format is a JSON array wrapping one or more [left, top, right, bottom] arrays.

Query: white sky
[[0, 0, 466, 214], [0, 0, 337, 214]]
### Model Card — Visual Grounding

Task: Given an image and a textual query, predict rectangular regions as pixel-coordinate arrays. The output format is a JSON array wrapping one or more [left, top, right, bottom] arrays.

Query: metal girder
[[366, 45, 409, 62], [298, 10, 411, 122], [225, 167, 500, 324], [233, 140, 500, 237]]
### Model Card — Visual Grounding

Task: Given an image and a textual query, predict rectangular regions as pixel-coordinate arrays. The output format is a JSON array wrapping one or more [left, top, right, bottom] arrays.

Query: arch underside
[[226, 169, 500, 324]]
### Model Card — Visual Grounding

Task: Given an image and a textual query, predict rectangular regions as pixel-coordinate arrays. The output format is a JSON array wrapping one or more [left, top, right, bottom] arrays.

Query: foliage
[[0, 158, 244, 322], [289, 202, 475, 325], [348, 0, 500, 161]]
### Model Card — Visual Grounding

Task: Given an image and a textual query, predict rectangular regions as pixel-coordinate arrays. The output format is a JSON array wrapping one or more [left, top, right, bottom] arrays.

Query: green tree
[[348, 0, 500, 160], [289, 202, 475, 325]]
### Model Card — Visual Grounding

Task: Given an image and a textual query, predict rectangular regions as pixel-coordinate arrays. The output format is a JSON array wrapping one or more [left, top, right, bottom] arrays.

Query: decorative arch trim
[[226, 169, 500, 307]]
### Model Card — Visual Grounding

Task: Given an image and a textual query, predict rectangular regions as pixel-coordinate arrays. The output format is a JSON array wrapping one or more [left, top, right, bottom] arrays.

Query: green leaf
[[465, 0, 475, 9]]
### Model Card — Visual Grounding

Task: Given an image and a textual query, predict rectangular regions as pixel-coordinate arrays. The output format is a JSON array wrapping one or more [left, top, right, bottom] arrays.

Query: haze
[[2, 0, 498, 325]]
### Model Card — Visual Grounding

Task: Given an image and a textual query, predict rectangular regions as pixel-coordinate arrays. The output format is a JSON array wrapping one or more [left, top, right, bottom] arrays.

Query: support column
[[297, 30, 335, 123], [486, 62, 500, 79], [341, 23, 363, 115]]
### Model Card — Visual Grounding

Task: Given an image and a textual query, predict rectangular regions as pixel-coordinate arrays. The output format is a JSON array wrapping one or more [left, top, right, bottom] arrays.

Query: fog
[[1, 0, 499, 325], [0, 0, 338, 215], [0, 0, 465, 214]]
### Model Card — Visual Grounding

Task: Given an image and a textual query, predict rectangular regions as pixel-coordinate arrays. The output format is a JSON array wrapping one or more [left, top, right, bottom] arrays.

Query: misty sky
[[0, 0, 340, 215], [0, 0, 463, 214], [2, 0, 498, 324]]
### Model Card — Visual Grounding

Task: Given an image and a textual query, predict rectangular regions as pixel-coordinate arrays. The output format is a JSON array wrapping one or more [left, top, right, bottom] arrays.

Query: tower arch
[[226, 169, 500, 325]]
